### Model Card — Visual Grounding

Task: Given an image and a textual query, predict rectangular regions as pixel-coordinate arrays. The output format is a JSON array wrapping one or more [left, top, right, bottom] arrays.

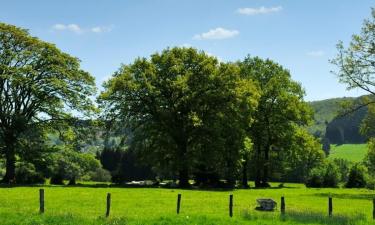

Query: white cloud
[[91, 26, 113, 33], [52, 24, 112, 34], [52, 24, 83, 34], [307, 50, 325, 57], [237, 6, 283, 15], [193, 27, 239, 40]]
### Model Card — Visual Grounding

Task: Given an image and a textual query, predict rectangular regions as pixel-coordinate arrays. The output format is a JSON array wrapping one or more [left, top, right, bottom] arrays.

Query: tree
[[331, 8, 375, 111], [345, 163, 367, 188], [365, 138, 375, 177], [305, 161, 340, 188], [0, 23, 96, 183], [99, 47, 259, 187], [322, 137, 331, 156], [239, 56, 313, 187], [281, 127, 325, 182], [49, 147, 100, 185]]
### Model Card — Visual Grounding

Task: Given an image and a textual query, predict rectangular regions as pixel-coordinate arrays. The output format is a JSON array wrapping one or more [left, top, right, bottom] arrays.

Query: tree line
[[0, 7, 375, 188]]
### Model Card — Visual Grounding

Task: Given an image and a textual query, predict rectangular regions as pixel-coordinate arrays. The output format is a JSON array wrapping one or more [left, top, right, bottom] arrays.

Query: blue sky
[[0, 0, 373, 101]]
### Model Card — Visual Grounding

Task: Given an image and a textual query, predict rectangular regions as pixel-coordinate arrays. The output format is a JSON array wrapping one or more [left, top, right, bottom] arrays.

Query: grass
[[0, 183, 375, 224], [329, 144, 368, 162]]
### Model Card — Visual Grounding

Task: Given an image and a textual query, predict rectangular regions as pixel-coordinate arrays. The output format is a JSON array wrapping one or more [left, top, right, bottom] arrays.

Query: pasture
[[329, 144, 368, 162], [1, 183, 374, 225]]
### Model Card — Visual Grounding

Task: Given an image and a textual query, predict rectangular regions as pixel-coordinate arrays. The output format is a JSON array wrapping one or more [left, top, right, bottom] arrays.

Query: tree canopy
[[239, 56, 314, 187], [99, 47, 260, 187], [0, 23, 96, 183]]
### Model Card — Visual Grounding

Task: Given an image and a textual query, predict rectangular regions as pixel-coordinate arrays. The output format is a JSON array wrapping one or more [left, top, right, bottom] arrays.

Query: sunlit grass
[[0, 182, 374, 224], [329, 144, 368, 162]]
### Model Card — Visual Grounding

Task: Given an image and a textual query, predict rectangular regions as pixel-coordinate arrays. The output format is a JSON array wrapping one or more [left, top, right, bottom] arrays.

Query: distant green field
[[328, 144, 368, 162], [0, 184, 374, 224]]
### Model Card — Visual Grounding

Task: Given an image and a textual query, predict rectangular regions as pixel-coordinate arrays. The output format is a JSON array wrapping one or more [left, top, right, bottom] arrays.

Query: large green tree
[[99, 47, 259, 187], [0, 23, 96, 183], [239, 56, 313, 187]]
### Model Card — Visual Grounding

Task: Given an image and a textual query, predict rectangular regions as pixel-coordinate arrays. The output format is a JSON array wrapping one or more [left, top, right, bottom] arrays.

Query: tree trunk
[[178, 168, 189, 188], [68, 177, 76, 185], [2, 134, 16, 184], [255, 144, 262, 188], [261, 146, 270, 187], [242, 158, 249, 188], [177, 138, 190, 188]]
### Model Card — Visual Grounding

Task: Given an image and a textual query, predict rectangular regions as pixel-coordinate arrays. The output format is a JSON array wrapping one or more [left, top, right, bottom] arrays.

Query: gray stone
[[256, 198, 277, 211]]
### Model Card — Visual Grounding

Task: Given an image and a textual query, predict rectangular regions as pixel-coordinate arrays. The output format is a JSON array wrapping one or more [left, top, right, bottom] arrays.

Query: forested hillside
[[308, 96, 367, 144]]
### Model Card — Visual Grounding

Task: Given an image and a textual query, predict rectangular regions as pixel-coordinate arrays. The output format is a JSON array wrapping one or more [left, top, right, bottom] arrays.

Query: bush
[[332, 158, 351, 183], [323, 162, 340, 187], [366, 178, 375, 190], [305, 161, 340, 188], [89, 168, 112, 182], [305, 167, 324, 187], [345, 163, 367, 188], [15, 162, 45, 184]]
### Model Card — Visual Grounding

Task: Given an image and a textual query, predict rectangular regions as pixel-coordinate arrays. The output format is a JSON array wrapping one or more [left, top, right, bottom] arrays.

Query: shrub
[[89, 168, 112, 182], [332, 158, 351, 183], [345, 163, 367, 188], [366, 178, 375, 190], [15, 162, 45, 184], [305, 167, 325, 187], [305, 161, 340, 188], [323, 162, 340, 187]]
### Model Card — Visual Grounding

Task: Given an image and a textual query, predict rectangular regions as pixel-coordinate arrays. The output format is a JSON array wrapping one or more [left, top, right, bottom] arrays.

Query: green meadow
[[1, 183, 375, 225], [329, 144, 368, 162]]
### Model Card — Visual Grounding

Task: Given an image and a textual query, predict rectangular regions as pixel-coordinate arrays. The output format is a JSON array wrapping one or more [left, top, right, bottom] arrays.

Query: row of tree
[[98, 47, 324, 187], [1, 7, 374, 187], [0, 22, 325, 186]]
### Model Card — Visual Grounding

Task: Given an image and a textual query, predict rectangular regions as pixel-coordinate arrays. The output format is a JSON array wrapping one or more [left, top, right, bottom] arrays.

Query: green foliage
[[308, 97, 353, 137], [0, 22, 97, 182], [345, 163, 368, 188], [239, 56, 313, 186], [322, 137, 331, 156], [280, 127, 325, 182], [15, 162, 45, 184], [325, 105, 367, 144], [49, 148, 100, 184], [364, 138, 375, 177], [88, 167, 112, 182], [305, 161, 340, 188], [99, 47, 260, 186], [331, 158, 352, 183]]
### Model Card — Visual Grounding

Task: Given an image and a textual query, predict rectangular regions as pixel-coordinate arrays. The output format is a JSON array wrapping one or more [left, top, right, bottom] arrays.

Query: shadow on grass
[[0, 182, 297, 191], [312, 192, 375, 200], [242, 210, 367, 225]]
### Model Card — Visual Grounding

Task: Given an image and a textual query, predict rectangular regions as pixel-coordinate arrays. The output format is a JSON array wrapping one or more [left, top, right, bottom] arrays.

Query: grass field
[[1, 183, 375, 225], [329, 144, 368, 162]]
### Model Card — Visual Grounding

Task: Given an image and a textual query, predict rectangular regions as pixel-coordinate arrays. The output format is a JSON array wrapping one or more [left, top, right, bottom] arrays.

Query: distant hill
[[308, 96, 368, 144], [308, 97, 356, 137]]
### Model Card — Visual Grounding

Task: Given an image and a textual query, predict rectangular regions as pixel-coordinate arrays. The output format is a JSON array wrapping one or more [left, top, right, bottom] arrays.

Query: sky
[[0, 0, 373, 101]]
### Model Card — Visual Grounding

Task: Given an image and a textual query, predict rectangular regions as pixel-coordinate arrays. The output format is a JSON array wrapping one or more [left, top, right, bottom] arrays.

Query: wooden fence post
[[328, 196, 332, 217], [177, 194, 181, 214], [39, 189, 44, 213], [106, 193, 111, 217], [229, 194, 233, 217], [281, 196, 285, 214]]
